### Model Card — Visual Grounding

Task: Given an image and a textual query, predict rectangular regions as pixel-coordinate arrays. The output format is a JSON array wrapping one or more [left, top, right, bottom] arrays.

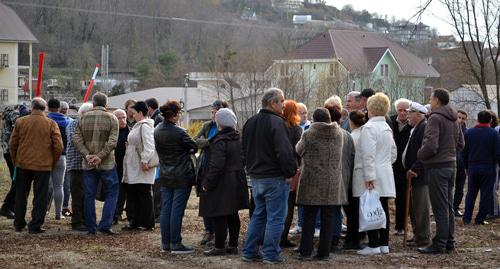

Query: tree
[[416, 0, 500, 110]]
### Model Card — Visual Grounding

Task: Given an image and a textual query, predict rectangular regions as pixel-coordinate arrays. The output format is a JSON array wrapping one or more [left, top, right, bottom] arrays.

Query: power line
[[3, 1, 308, 33]]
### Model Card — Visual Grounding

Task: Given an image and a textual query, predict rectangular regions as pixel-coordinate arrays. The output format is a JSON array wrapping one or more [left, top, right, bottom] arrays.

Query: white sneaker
[[289, 226, 302, 235], [380, 246, 389, 254], [342, 224, 347, 232], [357, 246, 381, 255], [314, 228, 320, 238]]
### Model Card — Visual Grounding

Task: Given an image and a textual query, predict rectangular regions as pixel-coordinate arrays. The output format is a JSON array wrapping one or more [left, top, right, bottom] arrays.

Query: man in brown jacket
[[9, 97, 63, 233], [417, 89, 465, 254]]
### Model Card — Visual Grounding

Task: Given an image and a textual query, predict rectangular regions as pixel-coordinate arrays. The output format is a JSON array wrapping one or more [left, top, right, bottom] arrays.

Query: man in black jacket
[[404, 102, 431, 247], [390, 98, 412, 235], [241, 88, 296, 264]]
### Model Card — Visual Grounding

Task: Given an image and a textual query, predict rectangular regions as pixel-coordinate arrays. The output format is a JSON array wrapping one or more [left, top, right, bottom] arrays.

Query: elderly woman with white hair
[[354, 93, 397, 255], [198, 108, 249, 256], [66, 102, 93, 231]]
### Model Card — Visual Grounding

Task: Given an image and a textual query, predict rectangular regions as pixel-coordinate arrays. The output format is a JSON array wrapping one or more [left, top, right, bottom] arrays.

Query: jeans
[[49, 156, 66, 218], [427, 166, 456, 250], [160, 187, 191, 250], [242, 177, 289, 262], [83, 168, 119, 233], [297, 206, 321, 229], [14, 168, 50, 231], [332, 206, 343, 238], [463, 167, 497, 223]]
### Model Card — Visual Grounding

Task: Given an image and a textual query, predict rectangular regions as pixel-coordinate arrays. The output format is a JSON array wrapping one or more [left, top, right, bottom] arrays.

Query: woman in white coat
[[122, 101, 157, 231], [353, 93, 397, 255]]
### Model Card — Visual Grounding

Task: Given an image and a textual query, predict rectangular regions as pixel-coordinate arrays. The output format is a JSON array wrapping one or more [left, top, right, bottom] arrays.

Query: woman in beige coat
[[296, 107, 346, 261], [122, 101, 157, 231]]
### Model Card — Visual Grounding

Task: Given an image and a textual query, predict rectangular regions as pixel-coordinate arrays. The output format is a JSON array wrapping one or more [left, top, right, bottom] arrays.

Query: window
[[300, 64, 303, 70], [280, 64, 289, 76], [1, 89, 8, 101], [380, 64, 389, 77], [329, 64, 334, 77], [313, 64, 316, 70], [0, 54, 8, 67]]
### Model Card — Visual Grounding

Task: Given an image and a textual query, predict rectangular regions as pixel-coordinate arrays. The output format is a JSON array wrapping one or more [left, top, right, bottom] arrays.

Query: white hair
[[297, 102, 307, 111], [60, 101, 69, 109], [394, 98, 411, 109], [78, 103, 93, 116], [324, 95, 343, 111], [113, 108, 126, 116], [346, 91, 360, 98]]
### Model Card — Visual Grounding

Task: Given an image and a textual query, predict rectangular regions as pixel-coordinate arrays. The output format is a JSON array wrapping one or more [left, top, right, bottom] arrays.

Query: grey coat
[[296, 122, 347, 205]]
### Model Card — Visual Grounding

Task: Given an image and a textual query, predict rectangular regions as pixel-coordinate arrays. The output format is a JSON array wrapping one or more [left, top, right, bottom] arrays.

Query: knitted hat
[[215, 108, 237, 129]]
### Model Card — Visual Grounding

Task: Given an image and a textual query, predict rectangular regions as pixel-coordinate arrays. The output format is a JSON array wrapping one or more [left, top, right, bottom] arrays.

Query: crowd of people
[[0, 86, 499, 264]]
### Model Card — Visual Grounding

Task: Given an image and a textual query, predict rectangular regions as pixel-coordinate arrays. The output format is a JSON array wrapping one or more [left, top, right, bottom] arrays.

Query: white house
[[450, 84, 498, 127], [0, 3, 37, 105]]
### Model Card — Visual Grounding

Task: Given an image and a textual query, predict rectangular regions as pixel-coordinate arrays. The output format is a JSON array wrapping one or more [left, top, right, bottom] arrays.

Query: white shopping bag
[[359, 189, 386, 232]]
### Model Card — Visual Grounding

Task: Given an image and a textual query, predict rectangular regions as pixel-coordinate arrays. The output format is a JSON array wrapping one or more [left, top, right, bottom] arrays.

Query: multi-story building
[[0, 2, 37, 105]]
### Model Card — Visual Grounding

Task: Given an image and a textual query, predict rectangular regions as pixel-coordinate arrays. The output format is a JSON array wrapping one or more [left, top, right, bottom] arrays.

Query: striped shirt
[[73, 106, 119, 170]]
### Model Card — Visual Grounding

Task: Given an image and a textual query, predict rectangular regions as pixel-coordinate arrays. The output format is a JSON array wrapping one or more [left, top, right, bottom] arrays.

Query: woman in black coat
[[198, 108, 249, 256], [155, 100, 198, 254]]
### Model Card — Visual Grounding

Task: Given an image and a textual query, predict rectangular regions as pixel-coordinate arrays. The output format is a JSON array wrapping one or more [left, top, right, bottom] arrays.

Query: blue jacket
[[48, 112, 71, 155], [463, 125, 500, 170]]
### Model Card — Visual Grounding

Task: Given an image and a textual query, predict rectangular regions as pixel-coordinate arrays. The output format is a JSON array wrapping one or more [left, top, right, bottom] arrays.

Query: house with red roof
[[267, 29, 440, 104]]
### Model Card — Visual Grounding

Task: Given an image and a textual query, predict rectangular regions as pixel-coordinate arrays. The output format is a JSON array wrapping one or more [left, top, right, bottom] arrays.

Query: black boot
[[330, 237, 341, 253]]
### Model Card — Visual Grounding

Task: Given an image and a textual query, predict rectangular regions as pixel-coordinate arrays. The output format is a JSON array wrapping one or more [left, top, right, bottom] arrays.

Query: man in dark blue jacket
[[462, 110, 500, 225], [241, 88, 296, 264]]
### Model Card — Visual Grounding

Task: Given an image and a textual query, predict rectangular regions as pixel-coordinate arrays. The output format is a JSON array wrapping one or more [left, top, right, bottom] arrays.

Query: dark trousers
[[126, 183, 154, 229], [464, 167, 497, 223], [427, 166, 456, 250], [394, 182, 406, 231], [213, 213, 240, 249], [1, 153, 16, 212], [345, 190, 360, 245], [453, 164, 467, 211], [14, 168, 50, 231], [300, 205, 335, 258], [153, 180, 162, 218], [115, 181, 127, 220], [203, 216, 214, 234], [281, 191, 296, 243], [70, 170, 85, 227], [367, 197, 390, 248]]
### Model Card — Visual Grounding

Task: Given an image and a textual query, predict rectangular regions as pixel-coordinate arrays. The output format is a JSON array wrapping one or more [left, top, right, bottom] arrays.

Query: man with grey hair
[[112, 109, 130, 226], [66, 102, 93, 231], [242, 88, 296, 264], [73, 93, 119, 235], [10, 97, 63, 233], [390, 98, 412, 235], [341, 91, 360, 131]]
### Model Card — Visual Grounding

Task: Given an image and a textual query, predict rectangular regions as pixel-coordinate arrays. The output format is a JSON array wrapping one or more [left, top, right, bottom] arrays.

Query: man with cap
[[194, 99, 229, 246], [403, 102, 431, 247]]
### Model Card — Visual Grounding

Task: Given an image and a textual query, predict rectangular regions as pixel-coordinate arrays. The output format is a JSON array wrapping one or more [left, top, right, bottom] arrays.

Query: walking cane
[[403, 174, 412, 246]]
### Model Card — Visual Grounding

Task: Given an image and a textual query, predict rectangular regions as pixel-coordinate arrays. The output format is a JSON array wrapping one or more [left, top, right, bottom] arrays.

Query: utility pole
[[101, 44, 109, 93], [183, 73, 190, 126]]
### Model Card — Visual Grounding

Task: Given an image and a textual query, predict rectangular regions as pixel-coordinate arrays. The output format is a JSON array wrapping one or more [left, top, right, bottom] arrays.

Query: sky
[[325, 0, 455, 35]]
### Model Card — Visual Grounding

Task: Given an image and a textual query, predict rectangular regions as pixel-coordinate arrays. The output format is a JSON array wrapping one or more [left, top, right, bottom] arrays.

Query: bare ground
[[0, 160, 499, 269]]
